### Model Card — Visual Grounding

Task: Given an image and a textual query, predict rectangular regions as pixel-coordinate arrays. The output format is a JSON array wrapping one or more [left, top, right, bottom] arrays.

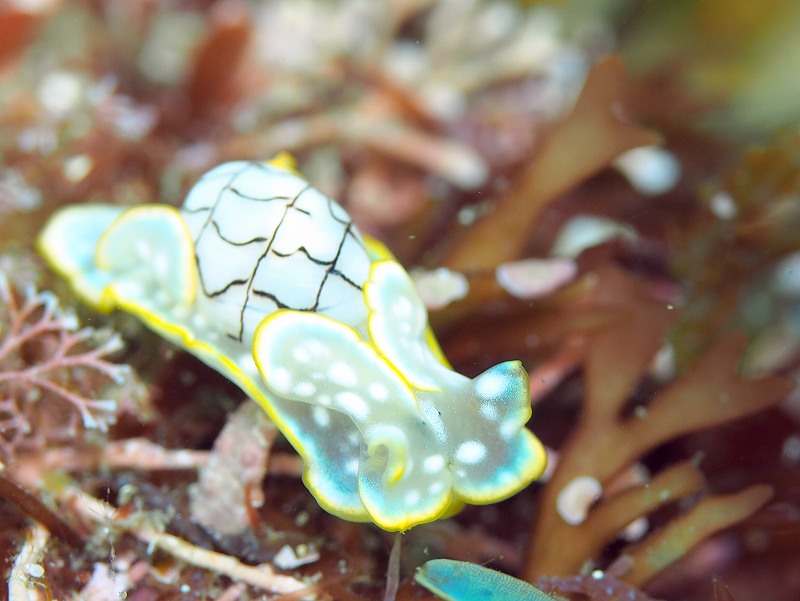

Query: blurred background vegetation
[[1, 2, 799, 600]]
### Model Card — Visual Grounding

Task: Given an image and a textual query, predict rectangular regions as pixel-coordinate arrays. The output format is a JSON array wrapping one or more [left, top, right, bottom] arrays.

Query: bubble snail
[[38, 155, 547, 532]]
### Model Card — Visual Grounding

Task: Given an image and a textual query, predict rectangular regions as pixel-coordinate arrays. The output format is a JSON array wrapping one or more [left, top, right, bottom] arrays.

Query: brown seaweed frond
[[622, 485, 773, 586], [441, 56, 662, 272], [0, 470, 84, 548], [523, 264, 793, 585], [670, 129, 800, 369], [0, 272, 130, 460]]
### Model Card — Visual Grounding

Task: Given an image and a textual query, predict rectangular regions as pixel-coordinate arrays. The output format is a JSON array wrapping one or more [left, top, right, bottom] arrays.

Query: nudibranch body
[[38, 156, 546, 531]]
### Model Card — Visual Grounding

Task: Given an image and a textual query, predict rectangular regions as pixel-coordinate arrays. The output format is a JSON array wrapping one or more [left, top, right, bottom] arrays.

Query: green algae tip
[[415, 559, 557, 601]]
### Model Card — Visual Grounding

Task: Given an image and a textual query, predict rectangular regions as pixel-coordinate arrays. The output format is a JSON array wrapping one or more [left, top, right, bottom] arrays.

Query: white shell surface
[[182, 161, 371, 345]]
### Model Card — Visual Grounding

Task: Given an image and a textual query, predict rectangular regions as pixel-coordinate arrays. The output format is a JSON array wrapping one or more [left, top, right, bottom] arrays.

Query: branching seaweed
[[523, 265, 793, 585], [0, 272, 130, 460], [441, 57, 662, 272]]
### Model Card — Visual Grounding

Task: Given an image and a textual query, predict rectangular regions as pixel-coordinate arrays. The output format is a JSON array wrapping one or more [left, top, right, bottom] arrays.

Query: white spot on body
[[429, 482, 445, 495], [393, 297, 414, 319], [499, 418, 519, 440], [423, 455, 445, 473], [479, 402, 499, 421], [455, 440, 487, 464], [497, 470, 516, 486], [405, 490, 420, 505], [268, 367, 292, 393], [153, 252, 169, 282], [135, 238, 151, 260], [345, 458, 359, 474], [368, 382, 388, 402], [335, 391, 370, 420], [329, 361, 358, 387], [305, 339, 328, 359], [151, 252, 172, 284], [294, 381, 316, 397], [312, 406, 330, 428], [475, 372, 507, 399], [293, 347, 311, 363]]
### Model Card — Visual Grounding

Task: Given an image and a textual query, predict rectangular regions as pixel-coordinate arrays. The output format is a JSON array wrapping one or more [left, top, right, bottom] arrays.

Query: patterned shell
[[181, 161, 371, 345], [37, 156, 546, 531]]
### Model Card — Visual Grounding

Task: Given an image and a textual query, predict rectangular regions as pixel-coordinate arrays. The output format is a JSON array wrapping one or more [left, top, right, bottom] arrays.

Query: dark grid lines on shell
[[179, 161, 372, 345]]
